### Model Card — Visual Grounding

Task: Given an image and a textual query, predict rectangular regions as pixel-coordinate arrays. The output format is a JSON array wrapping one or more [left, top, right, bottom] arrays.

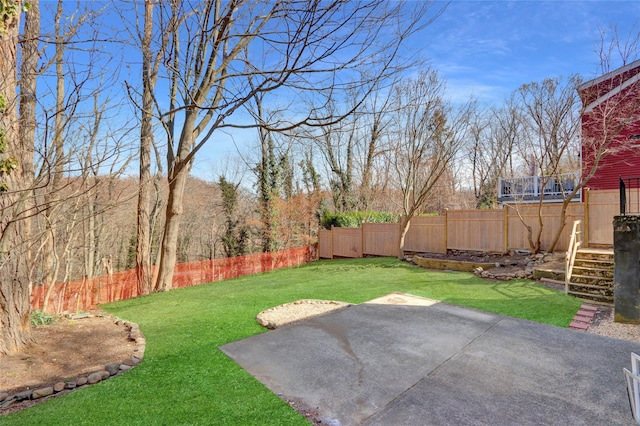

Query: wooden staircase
[[566, 248, 614, 306]]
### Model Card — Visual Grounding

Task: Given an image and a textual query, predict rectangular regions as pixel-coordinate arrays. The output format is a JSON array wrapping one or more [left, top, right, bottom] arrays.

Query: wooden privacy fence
[[320, 189, 617, 259], [318, 222, 401, 258], [31, 246, 317, 314]]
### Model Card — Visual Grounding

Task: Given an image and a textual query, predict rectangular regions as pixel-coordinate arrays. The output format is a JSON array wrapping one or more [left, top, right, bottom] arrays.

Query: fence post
[[444, 210, 448, 252], [503, 206, 509, 253], [397, 218, 403, 259], [330, 226, 334, 259], [584, 188, 590, 248], [361, 223, 365, 258]]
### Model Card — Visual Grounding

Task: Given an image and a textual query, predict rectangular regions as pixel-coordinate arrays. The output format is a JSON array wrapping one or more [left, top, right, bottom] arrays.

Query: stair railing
[[565, 220, 583, 294]]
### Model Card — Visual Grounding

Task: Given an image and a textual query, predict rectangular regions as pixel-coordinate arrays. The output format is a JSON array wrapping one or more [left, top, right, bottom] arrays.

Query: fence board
[[447, 210, 504, 252], [318, 229, 332, 258], [363, 223, 399, 257], [402, 216, 446, 254], [332, 227, 363, 258], [587, 189, 617, 246], [506, 203, 584, 252]]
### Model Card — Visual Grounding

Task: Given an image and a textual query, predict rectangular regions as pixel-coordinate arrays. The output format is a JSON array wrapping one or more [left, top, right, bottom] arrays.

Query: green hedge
[[321, 211, 398, 229]]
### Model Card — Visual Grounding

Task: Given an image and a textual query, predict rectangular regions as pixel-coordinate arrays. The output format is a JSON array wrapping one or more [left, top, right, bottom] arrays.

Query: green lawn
[[2, 257, 582, 425]]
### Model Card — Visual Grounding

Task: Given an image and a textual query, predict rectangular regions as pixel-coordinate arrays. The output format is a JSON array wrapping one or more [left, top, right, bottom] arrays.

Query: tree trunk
[[547, 189, 579, 253], [398, 216, 411, 259], [0, 1, 31, 355], [42, 0, 66, 290], [18, 0, 39, 282], [155, 168, 189, 291], [155, 125, 193, 291], [85, 189, 96, 278], [136, 0, 155, 296]]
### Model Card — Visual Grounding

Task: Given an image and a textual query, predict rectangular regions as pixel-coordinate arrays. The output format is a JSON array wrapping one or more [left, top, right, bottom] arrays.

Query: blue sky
[[419, 0, 640, 103], [192, 1, 640, 177]]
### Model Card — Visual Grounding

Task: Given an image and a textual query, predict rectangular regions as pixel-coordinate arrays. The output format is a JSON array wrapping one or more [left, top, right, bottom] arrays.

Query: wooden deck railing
[[565, 220, 583, 294]]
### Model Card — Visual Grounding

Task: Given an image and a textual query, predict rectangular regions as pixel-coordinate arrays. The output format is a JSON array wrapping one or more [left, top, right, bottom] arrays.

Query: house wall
[[580, 63, 640, 190], [582, 114, 640, 190]]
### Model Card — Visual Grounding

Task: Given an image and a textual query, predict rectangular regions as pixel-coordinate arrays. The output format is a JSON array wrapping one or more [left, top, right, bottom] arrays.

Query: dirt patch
[[0, 311, 134, 414], [411, 250, 535, 267]]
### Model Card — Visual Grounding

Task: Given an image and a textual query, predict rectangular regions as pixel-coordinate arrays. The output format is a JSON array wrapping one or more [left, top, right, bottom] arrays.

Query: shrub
[[30, 310, 57, 327], [320, 211, 398, 229]]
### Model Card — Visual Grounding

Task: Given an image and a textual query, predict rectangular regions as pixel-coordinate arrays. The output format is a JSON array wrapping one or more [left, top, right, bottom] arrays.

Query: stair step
[[567, 289, 613, 303], [570, 271, 614, 279], [569, 321, 589, 330], [571, 275, 614, 282], [580, 304, 599, 312], [577, 248, 614, 255], [576, 309, 595, 318], [572, 258, 614, 266], [576, 255, 614, 261], [571, 265, 613, 273], [570, 275, 613, 284], [568, 282, 613, 291]]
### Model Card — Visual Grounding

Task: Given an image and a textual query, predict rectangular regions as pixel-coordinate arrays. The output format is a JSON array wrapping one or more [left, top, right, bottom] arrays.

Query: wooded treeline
[[0, 1, 637, 354]]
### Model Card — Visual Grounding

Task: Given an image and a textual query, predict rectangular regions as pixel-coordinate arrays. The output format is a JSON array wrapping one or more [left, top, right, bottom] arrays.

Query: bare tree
[[0, 0, 31, 354], [387, 69, 472, 257], [508, 76, 582, 253], [597, 23, 640, 74], [18, 0, 40, 279], [149, 0, 437, 291], [307, 84, 393, 214], [468, 103, 519, 209], [247, 86, 287, 253], [133, 0, 171, 295], [313, 102, 360, 213]]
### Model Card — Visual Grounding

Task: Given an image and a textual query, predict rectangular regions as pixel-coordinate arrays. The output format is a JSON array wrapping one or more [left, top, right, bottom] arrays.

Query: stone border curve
[[0, 317, 145, 411]]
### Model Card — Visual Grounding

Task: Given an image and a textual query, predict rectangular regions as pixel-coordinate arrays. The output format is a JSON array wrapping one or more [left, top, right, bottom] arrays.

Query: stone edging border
[[0, 317, 145, 411]]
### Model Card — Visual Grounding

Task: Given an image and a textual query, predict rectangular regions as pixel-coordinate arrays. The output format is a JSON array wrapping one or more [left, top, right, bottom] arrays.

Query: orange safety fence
[[31, 246, 317, 314]]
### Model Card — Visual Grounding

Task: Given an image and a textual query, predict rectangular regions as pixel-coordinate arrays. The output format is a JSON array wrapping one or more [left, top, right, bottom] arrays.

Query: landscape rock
[[0, 392, 8, 402], [105, 362, 120, 376], [32, 387, 53, 399], [14, 390, 33, 401], [129, 329, 143, 340], [87, 372, 103, 384], [122, 357, 139, 366], [69, 312, 92, 320], [0, 398, 16, 409], [100, 370, 110, 380], [76, 376, 88, 386], [66, 381, 77, 389], [53, 382, 66, 392]]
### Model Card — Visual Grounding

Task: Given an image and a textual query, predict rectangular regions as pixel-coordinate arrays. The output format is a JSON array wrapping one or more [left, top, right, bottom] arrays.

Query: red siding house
[[578, 59, 640, 191]]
